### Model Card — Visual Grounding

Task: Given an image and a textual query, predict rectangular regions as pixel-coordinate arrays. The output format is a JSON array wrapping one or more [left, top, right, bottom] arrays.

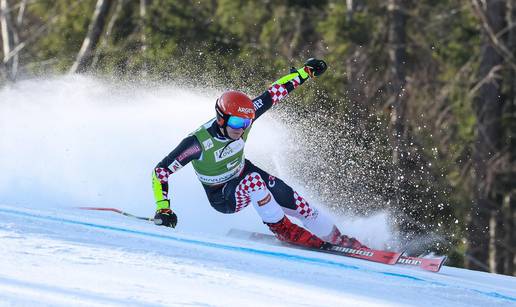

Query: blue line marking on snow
[[0, 207, 358, 271], [472, 290, 516, 302], [1, 207, 515, 303], [381, 272, 426, 281]]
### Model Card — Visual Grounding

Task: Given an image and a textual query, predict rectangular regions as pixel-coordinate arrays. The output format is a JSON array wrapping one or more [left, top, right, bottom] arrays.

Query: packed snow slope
[[1, 205, 515, 307], [1, 76, 515, 306]]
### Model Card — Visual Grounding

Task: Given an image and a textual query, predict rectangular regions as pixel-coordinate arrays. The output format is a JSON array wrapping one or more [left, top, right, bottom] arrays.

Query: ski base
[[228, 229, 445, 272]]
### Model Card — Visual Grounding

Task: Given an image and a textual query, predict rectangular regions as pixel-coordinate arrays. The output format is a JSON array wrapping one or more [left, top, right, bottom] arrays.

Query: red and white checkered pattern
[[268, 84, 288, 105], [155, 167, 172, 184], [293, 191, 313, 218], [234, 172, 266, 212], [292, 76, 301, 89]]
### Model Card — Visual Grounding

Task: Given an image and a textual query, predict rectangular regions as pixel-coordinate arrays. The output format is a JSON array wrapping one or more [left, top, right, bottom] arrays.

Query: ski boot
[[325, 226, 369, 250], [266, 216, 324, 249]]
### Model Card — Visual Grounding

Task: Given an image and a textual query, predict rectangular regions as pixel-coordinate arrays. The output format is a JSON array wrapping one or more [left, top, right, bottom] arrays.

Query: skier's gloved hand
[[304, 58, 327, 78], [154, 208, 178, 228]]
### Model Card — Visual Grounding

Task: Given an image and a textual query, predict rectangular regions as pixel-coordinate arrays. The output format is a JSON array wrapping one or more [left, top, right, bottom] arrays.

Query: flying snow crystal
[[0, 75, 395, 245]]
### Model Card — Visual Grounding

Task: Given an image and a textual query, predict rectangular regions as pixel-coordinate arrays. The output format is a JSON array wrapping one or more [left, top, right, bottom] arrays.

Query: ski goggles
[[227, 116, 252, 129]]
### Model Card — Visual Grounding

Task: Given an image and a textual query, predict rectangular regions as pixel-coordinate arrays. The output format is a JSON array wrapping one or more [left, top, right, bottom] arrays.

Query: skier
[[151, 58, 367, 250]]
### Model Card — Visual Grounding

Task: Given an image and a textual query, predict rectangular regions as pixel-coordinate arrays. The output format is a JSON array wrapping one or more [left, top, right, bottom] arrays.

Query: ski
[[228, 229, 445, 271], [227, 229, 401, 265], [397, 255, 447, 272], [321, 243, 402, 265]]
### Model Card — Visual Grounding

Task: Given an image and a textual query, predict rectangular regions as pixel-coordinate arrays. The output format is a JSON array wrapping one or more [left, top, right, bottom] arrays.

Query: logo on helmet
[[238, 107, 254, 114]]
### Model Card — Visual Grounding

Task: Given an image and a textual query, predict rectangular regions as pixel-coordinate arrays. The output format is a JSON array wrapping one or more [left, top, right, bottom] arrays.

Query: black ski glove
[[304, 58, 327, 78], [154, 208, 178, 228]]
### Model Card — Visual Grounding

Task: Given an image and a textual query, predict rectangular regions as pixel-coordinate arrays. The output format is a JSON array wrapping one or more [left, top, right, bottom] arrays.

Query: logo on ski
[[398, 258, 422, 265], [330, 246, 374, 257]]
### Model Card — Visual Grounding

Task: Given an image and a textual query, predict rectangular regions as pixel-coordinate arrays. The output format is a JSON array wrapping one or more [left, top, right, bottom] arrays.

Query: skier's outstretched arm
[[253, 58, 327, 119], [151, 135, 202, 228]]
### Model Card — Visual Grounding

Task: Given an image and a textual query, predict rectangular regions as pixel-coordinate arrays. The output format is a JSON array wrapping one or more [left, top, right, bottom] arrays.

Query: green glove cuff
[[272, 67, 309, 86], [297, 67, 310, 79]]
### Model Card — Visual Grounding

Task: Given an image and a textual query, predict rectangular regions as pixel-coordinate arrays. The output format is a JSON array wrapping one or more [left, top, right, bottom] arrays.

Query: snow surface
[[1, 76, 515, 306]]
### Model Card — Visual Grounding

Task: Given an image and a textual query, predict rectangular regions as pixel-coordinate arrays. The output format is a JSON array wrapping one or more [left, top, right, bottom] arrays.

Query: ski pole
[[77, 207, 154, 221]]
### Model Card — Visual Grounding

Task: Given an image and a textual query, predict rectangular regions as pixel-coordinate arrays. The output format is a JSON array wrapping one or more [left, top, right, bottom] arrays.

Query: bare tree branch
[[3, 0, 86, 64], [16, 0, 27, 26], [468, 64, 503, 99], [471, 0, 516, 71], [91, 0, 124, 68], [69, 0, 113, 74], [140, 0, 148, 75], [1, 0, 17, 80]]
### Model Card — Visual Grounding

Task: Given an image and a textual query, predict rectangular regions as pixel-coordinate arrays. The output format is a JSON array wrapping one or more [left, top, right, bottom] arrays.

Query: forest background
[[1, 0, 514, 276]]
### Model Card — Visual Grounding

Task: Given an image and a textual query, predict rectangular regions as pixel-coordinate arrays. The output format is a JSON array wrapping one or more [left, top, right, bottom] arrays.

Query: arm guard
[[254, 66, 311, 119], [152, 135, 202, 210]]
